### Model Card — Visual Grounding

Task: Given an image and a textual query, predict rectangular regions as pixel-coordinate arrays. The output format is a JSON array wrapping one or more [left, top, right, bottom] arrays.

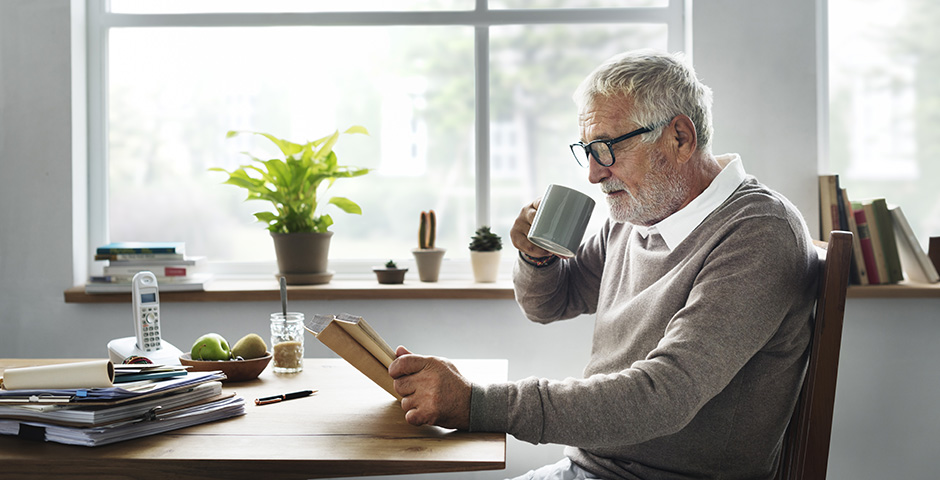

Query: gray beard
[[601, 152, 688, 226]]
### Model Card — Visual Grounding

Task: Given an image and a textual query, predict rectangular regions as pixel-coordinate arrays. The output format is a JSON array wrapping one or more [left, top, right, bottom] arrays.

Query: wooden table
[[0, 358, 507, 479]]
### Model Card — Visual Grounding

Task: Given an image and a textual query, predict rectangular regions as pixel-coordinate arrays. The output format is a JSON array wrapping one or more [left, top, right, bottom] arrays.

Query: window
[[88, 1, 686, 275], [829, 0, 940, 247]]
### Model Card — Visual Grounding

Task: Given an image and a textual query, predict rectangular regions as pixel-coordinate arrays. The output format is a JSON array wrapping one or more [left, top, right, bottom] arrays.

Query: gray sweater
[[470, 176, 818, 480]]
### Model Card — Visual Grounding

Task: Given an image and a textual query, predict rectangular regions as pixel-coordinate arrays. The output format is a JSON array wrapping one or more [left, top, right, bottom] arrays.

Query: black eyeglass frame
[[569, 125, 656, 168]]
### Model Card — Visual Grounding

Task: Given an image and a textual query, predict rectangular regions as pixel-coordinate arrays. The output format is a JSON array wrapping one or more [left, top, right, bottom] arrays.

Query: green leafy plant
[[210, 126, 370, 233], [418, 210, 437, 249], [468, 226, 502, 252], [384, 260, 398, 269]]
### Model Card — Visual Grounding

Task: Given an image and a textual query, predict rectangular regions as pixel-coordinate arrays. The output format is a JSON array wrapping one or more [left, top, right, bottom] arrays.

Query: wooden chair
[[775, 230, 854, 480]]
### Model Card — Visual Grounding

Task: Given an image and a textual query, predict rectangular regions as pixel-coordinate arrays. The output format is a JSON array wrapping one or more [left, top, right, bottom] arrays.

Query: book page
[[335, 313, 396, 368]]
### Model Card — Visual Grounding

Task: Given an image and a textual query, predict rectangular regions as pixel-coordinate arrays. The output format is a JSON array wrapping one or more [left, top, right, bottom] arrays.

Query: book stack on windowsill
[[86, 242, 212, 294], [819, 175, 939, 286]]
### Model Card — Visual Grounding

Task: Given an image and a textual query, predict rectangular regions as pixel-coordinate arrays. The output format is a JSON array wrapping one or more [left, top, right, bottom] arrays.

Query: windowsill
[[846, 280, 940, 299], [64, 277, 940, 304], [64, 277, 516, 303]]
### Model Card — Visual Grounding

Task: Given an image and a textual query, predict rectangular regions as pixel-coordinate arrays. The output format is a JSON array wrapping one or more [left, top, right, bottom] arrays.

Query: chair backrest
[[775, 230, 853, 480]]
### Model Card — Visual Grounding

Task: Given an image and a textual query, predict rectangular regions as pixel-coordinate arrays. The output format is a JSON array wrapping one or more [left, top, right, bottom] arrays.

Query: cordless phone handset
[[131, 271, 162, 352]]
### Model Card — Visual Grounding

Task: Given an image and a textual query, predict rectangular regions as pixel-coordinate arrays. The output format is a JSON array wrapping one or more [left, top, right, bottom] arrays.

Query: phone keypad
[[139, 305, 161, 351]]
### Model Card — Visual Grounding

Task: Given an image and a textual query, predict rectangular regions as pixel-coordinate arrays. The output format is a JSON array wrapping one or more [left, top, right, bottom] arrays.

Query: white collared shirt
[[634, 153, 747, 251]]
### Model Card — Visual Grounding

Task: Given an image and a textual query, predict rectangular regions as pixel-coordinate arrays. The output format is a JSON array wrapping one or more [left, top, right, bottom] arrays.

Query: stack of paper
[[0, 362, 245, 447]]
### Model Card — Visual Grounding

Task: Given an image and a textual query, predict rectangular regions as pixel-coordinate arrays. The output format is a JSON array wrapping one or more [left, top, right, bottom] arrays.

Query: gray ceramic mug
[[527, 184, 595, 257]]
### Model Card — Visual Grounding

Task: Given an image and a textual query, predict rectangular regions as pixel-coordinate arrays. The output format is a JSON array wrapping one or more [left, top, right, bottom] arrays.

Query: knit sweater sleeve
[[511, 220, 611, 324], [473, 209, 817, 450]]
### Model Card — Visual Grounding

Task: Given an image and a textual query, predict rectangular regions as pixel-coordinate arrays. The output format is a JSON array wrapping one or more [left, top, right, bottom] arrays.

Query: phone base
[[107, 336, 183, 365]]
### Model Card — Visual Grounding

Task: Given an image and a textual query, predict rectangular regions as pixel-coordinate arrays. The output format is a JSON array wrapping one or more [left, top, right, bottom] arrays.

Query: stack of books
[[0, 361, 244, 447], [819, 174, 939, 285], [87, 242, 212, 293]]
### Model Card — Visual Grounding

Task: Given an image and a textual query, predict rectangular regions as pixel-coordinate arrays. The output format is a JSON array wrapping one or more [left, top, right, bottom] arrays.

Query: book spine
[[840, 189, 868, 285], [861, 202, 890, 284], [818, 175, 838, 242], [95, 253, 186, 261], [870, 199, 904, 283], [103, 265, 193, 277], [96, 247, 179, 255], [853, 207, 881, 285], [890, 206, 940, 283], [89, 274, 198, 284]]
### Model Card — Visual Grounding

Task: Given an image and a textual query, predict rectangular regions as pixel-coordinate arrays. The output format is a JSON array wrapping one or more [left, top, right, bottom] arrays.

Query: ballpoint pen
[[254, 389, 316, 406]]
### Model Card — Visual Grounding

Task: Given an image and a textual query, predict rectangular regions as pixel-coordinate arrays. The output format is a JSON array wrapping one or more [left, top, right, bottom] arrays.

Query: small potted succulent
[[373, 260, 408, 285], [412, 210, 446, 282], [468, 226, 502, 283]]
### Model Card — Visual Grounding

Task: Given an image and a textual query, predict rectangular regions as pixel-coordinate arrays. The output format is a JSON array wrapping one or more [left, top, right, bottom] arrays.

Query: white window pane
[[108, 26, 474, 263], [829, 0, 940, 241], [111, 0, 472, 14], [487, 23, 669, 246]]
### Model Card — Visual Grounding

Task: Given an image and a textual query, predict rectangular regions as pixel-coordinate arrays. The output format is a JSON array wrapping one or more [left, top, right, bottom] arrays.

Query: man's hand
[[510, 197, 553, 258], [388, 346, 472, 430]]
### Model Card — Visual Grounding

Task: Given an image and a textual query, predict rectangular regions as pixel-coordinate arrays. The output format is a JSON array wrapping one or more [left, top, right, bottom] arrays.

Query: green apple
[[191, 333, 232, 361]]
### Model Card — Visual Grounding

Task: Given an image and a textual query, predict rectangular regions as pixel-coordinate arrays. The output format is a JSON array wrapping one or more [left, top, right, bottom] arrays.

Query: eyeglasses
[[569, 125, 655, 168]]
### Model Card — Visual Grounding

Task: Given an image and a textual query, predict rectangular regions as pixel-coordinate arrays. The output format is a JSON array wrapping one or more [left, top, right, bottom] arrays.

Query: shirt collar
[[634, 154, 746, 251]]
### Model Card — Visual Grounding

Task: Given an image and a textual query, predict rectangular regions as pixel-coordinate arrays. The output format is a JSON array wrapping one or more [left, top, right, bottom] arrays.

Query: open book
[[305, 313, 401, 400]]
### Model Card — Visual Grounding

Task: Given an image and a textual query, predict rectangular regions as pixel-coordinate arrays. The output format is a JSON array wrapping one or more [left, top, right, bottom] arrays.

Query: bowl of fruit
[[180, 333, 272, 382]]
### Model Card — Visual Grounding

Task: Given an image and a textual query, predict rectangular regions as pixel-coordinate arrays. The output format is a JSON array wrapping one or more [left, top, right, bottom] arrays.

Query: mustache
[[601, 179, 628, 194]]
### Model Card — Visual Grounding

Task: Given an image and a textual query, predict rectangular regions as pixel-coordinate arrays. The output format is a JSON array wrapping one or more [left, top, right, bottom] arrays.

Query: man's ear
[[668, 114, 697, 165]]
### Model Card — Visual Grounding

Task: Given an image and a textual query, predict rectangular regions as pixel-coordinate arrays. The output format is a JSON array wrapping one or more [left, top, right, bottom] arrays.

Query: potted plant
[[210, 126, 370, 285], [468, 226, 502, 283], [412, 210, 446, 282], [373, 260, 408, 285]]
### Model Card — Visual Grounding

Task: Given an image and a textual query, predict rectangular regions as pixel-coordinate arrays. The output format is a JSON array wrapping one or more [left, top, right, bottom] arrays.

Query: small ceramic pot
[[373, 267, 408, 284]]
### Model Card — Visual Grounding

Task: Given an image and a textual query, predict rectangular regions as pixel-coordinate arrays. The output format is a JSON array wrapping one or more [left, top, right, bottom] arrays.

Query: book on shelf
[[859, 201, 891, 284], [106, 256, 204, 266], [96, 242, 185, 255], [818, 175, 840, 242], [889, 205, 940, 284], [840, 188, 869, 285], [863, 198, 904, 284], [820, 176, 869, 284], [852, 205, 882, 285], [94, 252, 186, 261], [103, 256, 206, 278], [305, 313, 400, 400], [84, 273, 213, 294]]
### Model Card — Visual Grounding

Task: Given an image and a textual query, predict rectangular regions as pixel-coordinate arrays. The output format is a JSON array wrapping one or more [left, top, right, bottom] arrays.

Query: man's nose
[[587, 158, 610, 184]]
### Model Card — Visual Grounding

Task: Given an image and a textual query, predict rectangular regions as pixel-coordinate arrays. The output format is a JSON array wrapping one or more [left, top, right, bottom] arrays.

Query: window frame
[[85, 0, 690, 278]]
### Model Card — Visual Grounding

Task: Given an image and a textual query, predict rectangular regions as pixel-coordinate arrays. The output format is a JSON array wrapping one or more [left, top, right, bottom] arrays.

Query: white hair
[[573, 50, 714, 154]]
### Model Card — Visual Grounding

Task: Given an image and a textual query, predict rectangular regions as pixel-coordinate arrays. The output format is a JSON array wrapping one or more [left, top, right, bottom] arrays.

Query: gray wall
[[1, 1, 939, 479]]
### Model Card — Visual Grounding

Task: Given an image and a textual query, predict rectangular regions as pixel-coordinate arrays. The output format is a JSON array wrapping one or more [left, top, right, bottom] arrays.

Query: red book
[[854, 208, 881, 284]]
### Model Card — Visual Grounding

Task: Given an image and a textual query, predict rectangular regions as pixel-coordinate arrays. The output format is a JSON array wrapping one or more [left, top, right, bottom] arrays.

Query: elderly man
[[389, 50, 818, 480]]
